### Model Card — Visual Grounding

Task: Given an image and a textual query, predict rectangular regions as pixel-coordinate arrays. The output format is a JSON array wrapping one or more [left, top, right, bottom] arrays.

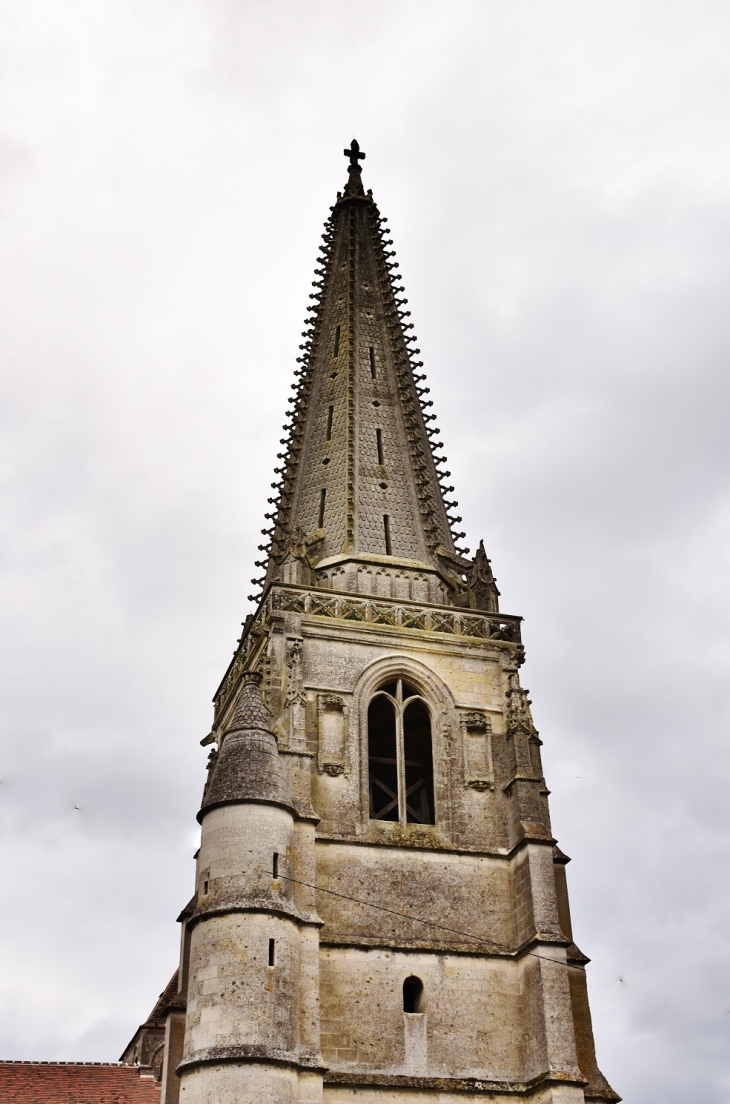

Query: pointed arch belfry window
[[367, 695, 398, 821], [367, 679, 435, 825], [403, 698, 433, 824]]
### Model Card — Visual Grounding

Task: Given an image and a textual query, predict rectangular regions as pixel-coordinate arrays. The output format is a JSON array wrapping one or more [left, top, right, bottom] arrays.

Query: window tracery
[[367, 678, 435, 825]]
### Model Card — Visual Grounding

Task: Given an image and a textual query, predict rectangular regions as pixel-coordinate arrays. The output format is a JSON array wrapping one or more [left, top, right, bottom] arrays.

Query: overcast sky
[[1, 2, 729, 1100]]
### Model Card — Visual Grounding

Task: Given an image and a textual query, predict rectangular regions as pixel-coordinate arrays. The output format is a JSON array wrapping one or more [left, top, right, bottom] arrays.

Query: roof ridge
[[0, 1060, 126, 1066]]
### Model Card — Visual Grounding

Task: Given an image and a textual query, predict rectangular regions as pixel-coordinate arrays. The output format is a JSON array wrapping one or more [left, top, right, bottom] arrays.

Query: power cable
[[267, 871, 574, 967]]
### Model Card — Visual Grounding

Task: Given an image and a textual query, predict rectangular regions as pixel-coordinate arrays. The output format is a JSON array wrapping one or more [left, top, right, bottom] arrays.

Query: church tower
[[154, 143, 618, 1104]]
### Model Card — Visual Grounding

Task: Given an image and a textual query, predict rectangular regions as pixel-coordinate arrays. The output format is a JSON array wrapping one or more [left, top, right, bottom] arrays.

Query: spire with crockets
[[249, 141, 498, 612]]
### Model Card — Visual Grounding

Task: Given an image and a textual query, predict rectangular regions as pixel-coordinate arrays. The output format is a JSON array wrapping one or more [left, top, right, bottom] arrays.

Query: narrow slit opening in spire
[[326, 405, 334, 441], [376, 428, 384, 466], [318, 489, 327, 529], [369, 346, 376, 378], [334, 325, 341, 357], [384, 515, 392, 556]]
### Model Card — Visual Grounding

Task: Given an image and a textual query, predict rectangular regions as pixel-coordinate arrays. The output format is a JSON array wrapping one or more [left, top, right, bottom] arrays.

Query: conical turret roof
[[253, 141, 469, 598], [200, 671, 292, 818]]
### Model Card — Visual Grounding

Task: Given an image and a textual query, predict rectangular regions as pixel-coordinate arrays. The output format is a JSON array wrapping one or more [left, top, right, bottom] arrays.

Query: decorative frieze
[[273, 587, 521, 642], [213, 585, 522, 724]]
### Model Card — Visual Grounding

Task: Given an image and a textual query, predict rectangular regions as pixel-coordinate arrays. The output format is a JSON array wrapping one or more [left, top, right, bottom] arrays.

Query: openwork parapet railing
[[213, 585, 522, 723], [271, 587, 521, 642]]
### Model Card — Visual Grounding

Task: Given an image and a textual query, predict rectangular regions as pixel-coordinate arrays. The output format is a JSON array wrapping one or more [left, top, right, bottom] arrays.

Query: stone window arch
[[367, 678, 435, 825]]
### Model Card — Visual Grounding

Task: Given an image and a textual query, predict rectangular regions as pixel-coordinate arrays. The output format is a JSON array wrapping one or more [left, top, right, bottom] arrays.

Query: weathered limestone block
[[184, 912, 301, 1057], [179, 1061, 311, 1104]]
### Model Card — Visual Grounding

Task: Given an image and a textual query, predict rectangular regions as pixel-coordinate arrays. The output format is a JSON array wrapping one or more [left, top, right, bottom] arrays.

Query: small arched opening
[[403, 975, 425, 1014]]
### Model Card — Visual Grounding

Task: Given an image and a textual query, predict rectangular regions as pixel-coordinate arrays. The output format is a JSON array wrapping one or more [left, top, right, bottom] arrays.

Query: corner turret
[[175, 671, 323, 1104]]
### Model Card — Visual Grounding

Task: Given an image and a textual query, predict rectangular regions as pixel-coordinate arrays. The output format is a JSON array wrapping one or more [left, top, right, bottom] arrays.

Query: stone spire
[[252, 141, 469, 600]]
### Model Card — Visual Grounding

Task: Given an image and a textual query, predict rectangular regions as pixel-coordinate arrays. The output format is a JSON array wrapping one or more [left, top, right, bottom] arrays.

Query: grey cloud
[[1, 1, 729, 1099]]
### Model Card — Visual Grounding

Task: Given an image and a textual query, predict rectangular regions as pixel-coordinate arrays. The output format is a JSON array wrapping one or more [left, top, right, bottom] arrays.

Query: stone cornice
[[324, 1069, 589, 1096], [213, 583, 522, 724], [187, 898, 322, 932], [177, 1046, 326, 1076], [313, 832, 557, 860]]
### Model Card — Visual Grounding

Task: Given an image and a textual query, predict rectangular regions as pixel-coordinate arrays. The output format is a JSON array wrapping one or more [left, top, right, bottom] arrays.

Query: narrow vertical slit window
[[203, 880, 208, 895], [268, 938, 276, 967], [272, 853, 279, 879], [334, 325, 341, 357], [383, 515, 392, 556], [376, 428, 384, 465], [318, 489, 327, 529], [369, 346, 376, 378], [326, 405, 334, 441]]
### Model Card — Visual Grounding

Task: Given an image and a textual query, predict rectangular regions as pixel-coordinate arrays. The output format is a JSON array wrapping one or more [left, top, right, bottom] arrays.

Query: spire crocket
[[251, 139, 493, 611]]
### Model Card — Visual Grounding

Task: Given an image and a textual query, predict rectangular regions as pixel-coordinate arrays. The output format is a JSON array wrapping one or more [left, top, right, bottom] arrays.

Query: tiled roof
[[0, 1062, 161, 1103]]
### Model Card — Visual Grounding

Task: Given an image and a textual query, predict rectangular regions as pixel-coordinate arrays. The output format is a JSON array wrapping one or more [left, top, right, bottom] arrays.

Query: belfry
[[125, 142, 618, 1104]]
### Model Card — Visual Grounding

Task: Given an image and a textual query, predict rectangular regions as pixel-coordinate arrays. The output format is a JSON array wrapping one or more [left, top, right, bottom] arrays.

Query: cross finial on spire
[[342, 139, 366, 197], [344, 139, 366, 171]]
